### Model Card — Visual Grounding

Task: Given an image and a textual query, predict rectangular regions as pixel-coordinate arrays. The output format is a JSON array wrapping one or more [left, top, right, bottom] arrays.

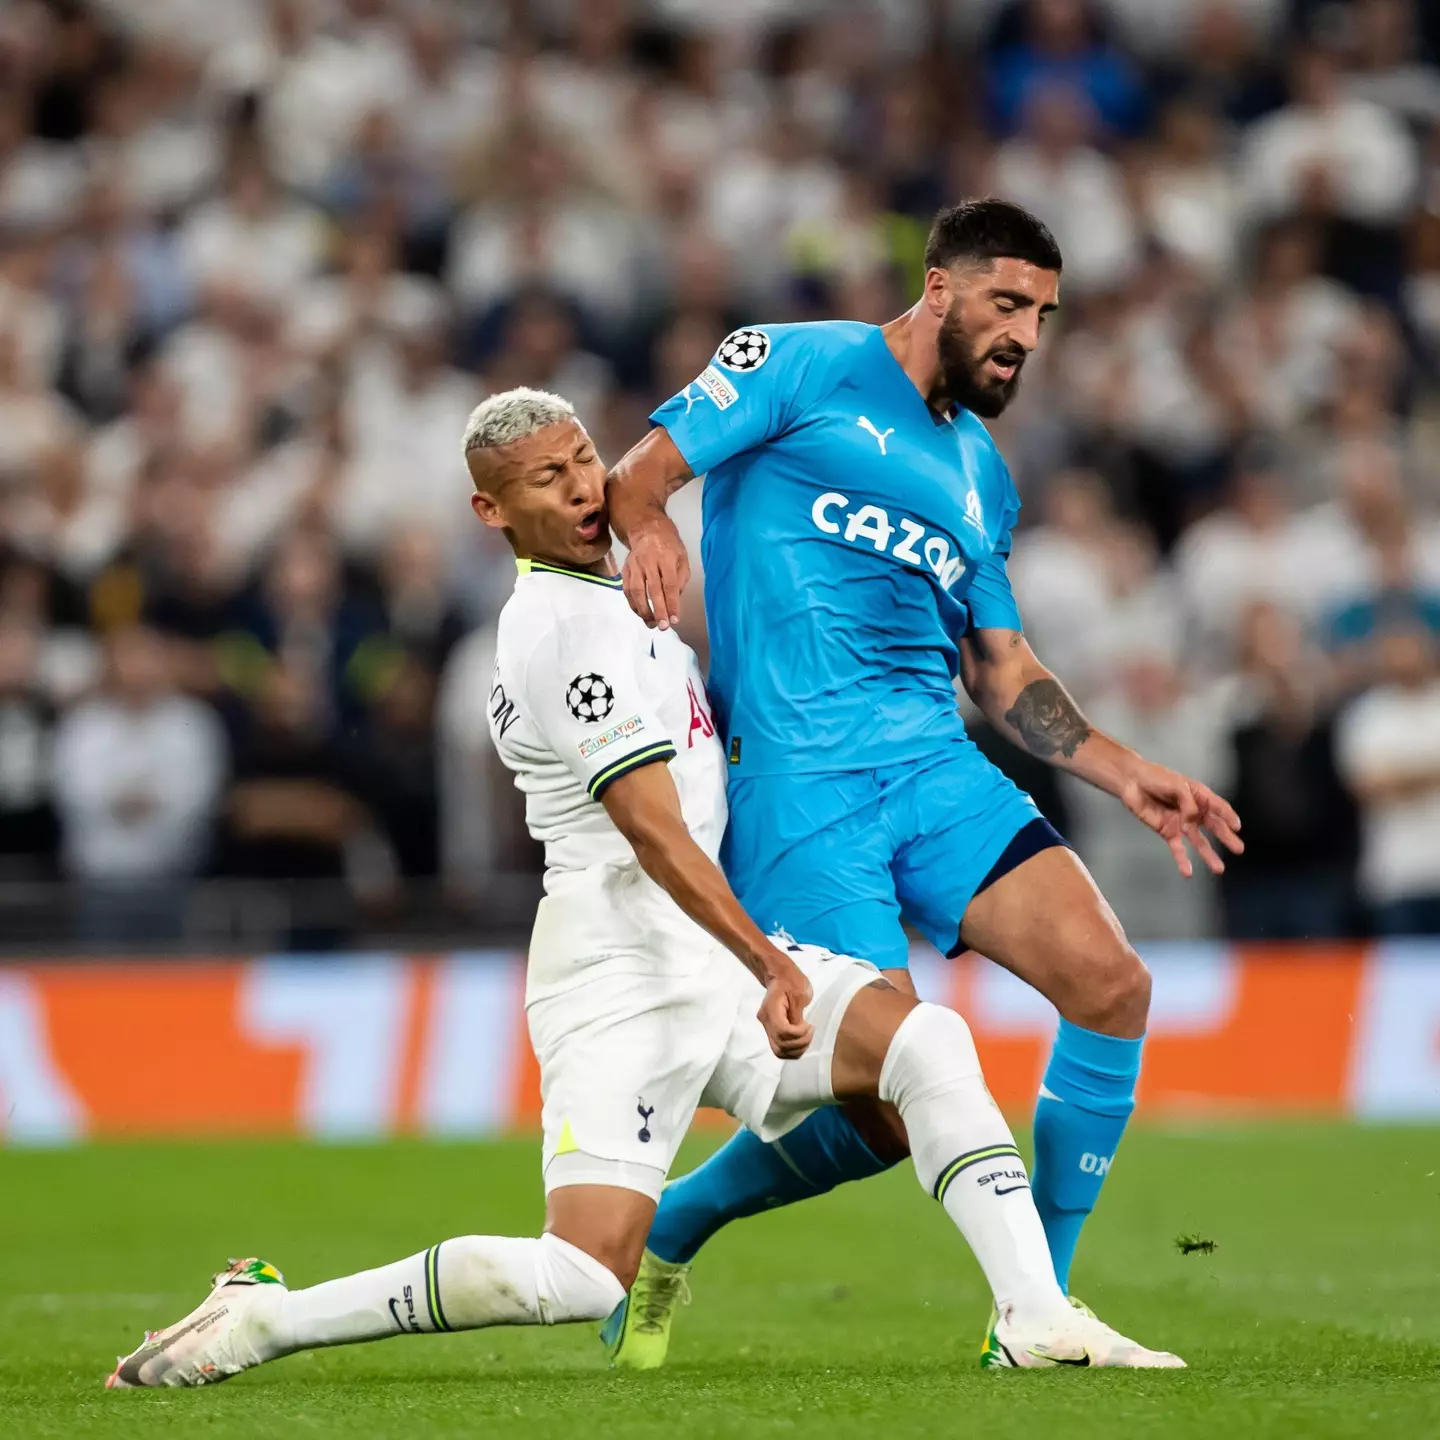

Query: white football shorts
[[525, 863, 881, 1201]]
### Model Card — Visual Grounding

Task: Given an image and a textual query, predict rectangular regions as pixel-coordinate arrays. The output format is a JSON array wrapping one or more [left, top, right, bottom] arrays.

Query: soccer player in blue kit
[[601, 199, 1244, 1367]]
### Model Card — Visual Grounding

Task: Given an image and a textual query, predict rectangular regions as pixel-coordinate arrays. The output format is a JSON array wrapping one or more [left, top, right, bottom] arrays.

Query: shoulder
[[714, 320, 874, 378], [497, 579, 563, 658], [498, 575, 631, 662]]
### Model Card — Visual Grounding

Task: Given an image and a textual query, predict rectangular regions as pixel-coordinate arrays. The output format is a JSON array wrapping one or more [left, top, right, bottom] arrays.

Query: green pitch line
[[2, 1124, 1437, 1439]]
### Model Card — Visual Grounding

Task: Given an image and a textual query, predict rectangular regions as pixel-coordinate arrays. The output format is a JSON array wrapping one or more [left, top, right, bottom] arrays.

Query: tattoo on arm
[[1004, 678, 1093, 761]]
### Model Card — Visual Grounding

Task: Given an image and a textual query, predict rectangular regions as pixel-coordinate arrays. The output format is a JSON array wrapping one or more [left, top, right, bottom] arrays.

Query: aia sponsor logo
[[686, 680, 715, 748]]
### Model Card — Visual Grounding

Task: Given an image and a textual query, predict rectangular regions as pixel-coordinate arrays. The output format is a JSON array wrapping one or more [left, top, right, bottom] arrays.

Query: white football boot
[[106, 1258, 288, 1388], [988, 1300, 1186, 1369]]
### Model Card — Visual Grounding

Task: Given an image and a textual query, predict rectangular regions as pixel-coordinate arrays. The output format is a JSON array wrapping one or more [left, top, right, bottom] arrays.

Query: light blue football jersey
[[650, 320, 1025, 777]]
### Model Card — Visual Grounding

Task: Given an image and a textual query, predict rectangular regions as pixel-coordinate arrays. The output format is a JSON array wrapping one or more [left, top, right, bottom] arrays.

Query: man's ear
[[471, 490, 505, 529], [922, 265, 952, 319]]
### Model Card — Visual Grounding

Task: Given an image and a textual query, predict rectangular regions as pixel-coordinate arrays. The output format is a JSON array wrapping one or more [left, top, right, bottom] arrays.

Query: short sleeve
[[963, 549, 1024, 634], [649, 324, 836, 477], [964, 450, 1023, 633], [521, 617, 676, 800]]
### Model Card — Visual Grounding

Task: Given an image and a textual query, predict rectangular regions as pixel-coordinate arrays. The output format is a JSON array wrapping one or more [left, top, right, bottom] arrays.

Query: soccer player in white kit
[[105, 391, 1181, 1389]]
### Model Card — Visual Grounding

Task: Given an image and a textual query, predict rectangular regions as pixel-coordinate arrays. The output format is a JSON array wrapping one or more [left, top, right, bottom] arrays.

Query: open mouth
[[987, 352, 1024, 384], [576, 506, 607, 543]]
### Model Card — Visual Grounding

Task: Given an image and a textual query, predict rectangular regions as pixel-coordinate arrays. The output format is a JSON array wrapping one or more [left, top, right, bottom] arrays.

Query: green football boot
[[599, 1249, 692, 1370]]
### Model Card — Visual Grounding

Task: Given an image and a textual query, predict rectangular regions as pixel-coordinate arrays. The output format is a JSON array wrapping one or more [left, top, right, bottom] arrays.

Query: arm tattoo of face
[[1004, 678, 1093, 760]]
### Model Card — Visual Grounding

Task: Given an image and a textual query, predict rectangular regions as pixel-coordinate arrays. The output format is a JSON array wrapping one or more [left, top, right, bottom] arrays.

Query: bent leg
[[961, 846, 1150, 1292], [822, 982, 1068, 1328], [644, 770, 914, 1267], [646, 963, 913, 1266]]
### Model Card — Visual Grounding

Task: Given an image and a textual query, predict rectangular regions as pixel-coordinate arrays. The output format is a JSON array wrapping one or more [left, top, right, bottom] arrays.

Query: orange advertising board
[[2, 941, 1437, 1144]]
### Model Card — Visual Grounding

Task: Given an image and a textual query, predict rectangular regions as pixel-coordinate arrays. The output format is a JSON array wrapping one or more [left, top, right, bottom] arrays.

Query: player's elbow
[[605, 428, 688, 535]]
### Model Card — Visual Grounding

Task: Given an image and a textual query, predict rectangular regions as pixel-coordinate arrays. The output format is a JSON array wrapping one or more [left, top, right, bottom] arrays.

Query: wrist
[[1076, 734, 1138, 794], [629, 509, 676, 543], [748, 944, 790, 981]]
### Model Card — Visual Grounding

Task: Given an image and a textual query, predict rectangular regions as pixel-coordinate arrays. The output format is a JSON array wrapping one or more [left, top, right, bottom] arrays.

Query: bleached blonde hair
[[462, 388, 576, 457]]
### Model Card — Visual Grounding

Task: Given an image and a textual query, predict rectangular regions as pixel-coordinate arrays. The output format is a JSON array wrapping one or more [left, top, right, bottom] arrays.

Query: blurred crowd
[[1, 0, 1439, 946]]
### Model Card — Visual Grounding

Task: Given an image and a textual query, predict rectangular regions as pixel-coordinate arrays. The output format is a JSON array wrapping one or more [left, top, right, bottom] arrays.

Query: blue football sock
[[1031, 1018, 1143, 1294], [646, 1107, 894, 1265]]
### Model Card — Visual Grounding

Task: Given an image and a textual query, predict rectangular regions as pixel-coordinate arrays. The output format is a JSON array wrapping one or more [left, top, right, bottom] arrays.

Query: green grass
[[3, 1125, 1438, 1438]]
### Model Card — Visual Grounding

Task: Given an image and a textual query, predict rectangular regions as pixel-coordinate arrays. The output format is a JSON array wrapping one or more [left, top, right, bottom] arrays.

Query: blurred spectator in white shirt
[[992, 81, 1140, 293], [337, 290, 479, 555], [0, 324, 81, 480], [1215, 217, 1360, 432], [52, 624, 226, 939], [1336, 625, 1440, 935], [208, 0, 410, 192], [8, 441, 129, 584], [160, 283, 306, 449], [1240, 39, 1417, 227], [81, 49, 219, 217], [1283, 438, 1440, 623], [0, 90, 85, 232], [397, 4, 502, 176], [1066, 646, 1227, 940], [0, 235, 65, 391], [449, 116, 641, 329], [1342, 0, 1440, 129], [700, 109, 844, 300], [1173, 440, 1299, 670], [1008, 469, 1117, 698], [177, 138, 326, 306], [1140, 93, 1240, 282]]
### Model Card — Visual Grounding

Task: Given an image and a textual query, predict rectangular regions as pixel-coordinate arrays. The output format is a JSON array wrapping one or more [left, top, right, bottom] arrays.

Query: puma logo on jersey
[[810, 492, 967, 590], [856, 416, 895, 455]]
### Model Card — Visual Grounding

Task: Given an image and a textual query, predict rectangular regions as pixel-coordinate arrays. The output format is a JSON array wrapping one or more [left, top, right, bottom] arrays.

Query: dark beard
[[937, 318, 1025, 419]]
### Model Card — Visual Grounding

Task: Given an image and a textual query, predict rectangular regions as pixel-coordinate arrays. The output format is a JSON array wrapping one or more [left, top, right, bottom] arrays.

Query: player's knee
[[533, 1232, 628, 1324], [878, 1002, 983, 1110], [1063, 942, 1150, 1037]]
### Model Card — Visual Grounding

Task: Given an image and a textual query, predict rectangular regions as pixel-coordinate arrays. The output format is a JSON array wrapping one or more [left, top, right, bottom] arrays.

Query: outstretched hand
[[757, 959, 814, 1060], [1119, 760, 1244, 878]]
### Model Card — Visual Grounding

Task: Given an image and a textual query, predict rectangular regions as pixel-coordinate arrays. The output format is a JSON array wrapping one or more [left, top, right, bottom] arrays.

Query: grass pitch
[[2, 1124, 1437, 1438]]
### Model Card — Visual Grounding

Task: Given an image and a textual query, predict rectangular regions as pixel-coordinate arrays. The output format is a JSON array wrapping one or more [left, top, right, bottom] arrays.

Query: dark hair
[[923, 199, 1063, 274]]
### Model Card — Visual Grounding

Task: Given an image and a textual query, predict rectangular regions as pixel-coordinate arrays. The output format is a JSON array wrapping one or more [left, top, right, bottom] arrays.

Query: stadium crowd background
[[1, 0, 1439, 950]]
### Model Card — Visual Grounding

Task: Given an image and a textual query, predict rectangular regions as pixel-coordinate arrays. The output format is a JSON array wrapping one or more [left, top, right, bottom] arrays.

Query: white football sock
[[878, 1003, 1069, 1330], [261, 1234, 624, 1359]]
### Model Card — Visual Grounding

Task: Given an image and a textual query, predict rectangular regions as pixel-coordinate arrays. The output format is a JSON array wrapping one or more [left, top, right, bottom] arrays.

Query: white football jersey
[[488, 558, 728, 884]]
